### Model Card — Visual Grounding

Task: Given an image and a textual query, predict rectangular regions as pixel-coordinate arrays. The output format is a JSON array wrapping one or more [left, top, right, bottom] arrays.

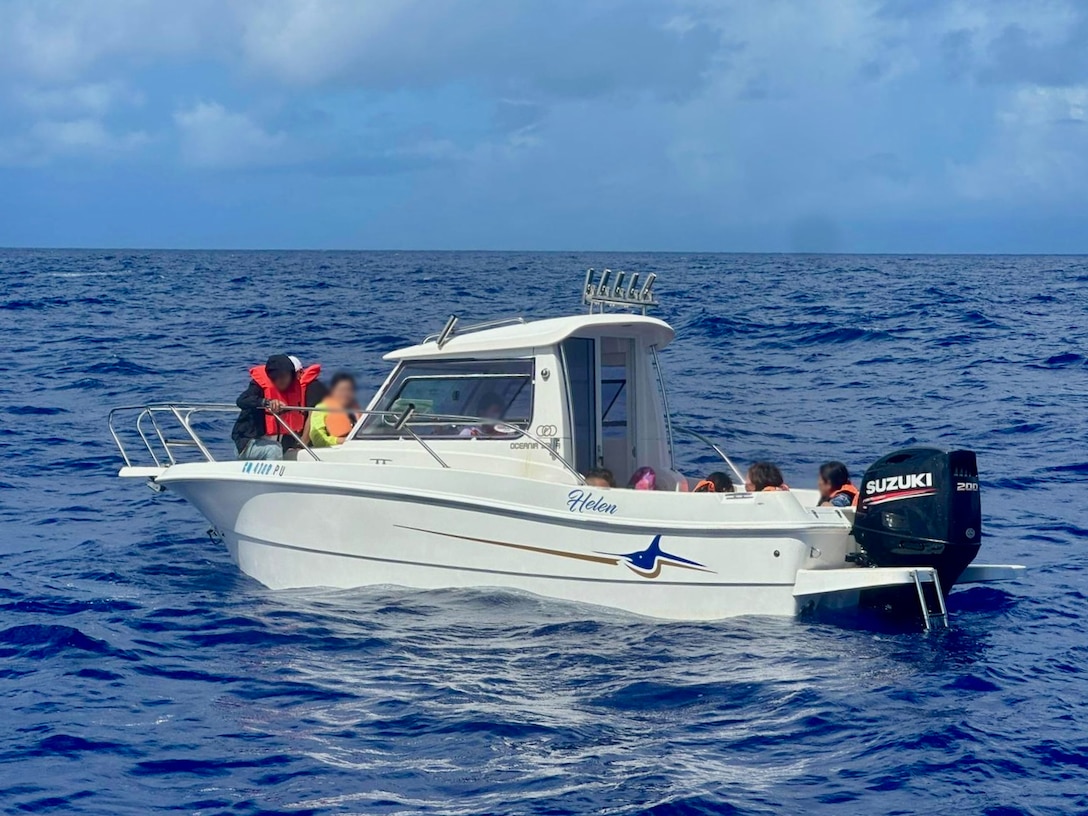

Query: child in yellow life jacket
[[310, 373, 359, 448]]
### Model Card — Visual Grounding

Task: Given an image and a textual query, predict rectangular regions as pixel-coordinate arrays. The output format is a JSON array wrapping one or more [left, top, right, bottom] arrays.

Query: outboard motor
[[852, 447, 981, 590]]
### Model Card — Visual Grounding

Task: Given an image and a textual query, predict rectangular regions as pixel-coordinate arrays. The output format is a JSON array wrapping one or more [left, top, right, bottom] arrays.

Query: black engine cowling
[[852, 447, 981, 589]]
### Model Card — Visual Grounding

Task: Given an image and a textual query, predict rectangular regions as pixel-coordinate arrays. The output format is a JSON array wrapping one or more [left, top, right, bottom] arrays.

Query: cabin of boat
[[323, 311, 693, 489]]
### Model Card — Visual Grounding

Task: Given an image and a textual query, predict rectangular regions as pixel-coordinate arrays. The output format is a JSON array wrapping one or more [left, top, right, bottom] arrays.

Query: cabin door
[[561, 337, 636, 481], [600, 338, 635, 483], [561, 337, 598, 475]]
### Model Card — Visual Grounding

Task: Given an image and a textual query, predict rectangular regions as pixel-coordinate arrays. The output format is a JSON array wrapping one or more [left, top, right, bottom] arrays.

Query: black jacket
[[231, 380, 270, 453]]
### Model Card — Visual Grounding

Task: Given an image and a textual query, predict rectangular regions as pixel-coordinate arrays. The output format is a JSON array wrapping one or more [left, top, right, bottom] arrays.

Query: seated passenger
[[301, 373, 329, 447], [310, 373, 359, 448], [232, 354, 314, 460], [584, 468, 616, 488], [628, 466, 657, 490], [745, 461, 789, 492], [459, 393, 515, 437], [817, 461, 859, 507], [693, 471, 735, 493]]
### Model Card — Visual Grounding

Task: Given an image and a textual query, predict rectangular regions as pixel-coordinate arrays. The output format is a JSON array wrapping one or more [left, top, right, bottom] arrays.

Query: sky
[[1, 0, 1087, 252]]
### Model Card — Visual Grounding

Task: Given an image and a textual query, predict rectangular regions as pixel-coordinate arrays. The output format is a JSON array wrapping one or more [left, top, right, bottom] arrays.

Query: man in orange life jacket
[[232, 354, 321, 460], [817, 460, 859, 508]]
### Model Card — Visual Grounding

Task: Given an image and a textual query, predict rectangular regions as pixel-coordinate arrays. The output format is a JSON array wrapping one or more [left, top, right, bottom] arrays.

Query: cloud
[[953, 84, 1088, 203], [13, 81, 142, 116], [975, 11, 1088, 87], [0, 117, 148, 166], [0, 0, 722, 102], [229, 0, 726, 108], [170, 100, 474, 174], [0, 76, 148, 168], [1, 0, 1088, 249], [877, 0, 1088, 89], [173, 101, 289, 168], [0, 0, 222, 83], [32, 118, 143, 152], [0, 0, 724, 177], [235, 0, 721, 100]]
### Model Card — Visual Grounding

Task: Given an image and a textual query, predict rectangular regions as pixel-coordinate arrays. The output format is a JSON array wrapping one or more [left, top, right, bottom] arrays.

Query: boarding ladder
[[911, 568, 949, 631]]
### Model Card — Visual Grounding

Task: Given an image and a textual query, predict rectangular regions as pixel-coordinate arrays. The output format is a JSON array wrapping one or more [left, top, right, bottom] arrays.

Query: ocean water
[[0, 249, 1085, 815]]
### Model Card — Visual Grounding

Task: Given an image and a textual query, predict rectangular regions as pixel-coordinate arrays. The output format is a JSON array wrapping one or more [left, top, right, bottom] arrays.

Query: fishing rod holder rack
[[583, 268, 658, 314]]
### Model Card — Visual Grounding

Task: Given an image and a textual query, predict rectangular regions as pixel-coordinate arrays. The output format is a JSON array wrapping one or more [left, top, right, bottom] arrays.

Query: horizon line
[[2, 245, 1088, 257]]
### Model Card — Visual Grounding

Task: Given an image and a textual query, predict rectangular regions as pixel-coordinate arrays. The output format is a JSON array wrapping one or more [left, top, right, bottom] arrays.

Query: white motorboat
[[110, 270, 1023, 627]]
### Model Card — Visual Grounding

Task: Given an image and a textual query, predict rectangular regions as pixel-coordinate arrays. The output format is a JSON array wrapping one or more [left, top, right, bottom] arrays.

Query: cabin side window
[[356, 359, 534, 438]]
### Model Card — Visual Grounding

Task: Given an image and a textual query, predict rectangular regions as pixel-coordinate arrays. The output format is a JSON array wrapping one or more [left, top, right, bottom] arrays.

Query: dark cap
[[265, 354, 295, 378]]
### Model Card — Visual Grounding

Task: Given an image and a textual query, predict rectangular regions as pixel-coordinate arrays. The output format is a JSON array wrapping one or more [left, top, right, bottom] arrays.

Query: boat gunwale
[[158, 463, 854, 538]]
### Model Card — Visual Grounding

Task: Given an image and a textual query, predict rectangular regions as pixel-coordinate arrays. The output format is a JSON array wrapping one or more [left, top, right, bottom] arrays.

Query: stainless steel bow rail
[[107, 403, 586, 483], [109, 403, 243, 468]]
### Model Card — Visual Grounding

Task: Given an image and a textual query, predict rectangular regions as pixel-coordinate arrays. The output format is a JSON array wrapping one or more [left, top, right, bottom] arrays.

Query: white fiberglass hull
[[156, 459, 865, 621]]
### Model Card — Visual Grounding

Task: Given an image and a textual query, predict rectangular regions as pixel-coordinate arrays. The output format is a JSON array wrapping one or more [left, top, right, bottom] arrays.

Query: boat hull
[[159, 461, 860, 620]]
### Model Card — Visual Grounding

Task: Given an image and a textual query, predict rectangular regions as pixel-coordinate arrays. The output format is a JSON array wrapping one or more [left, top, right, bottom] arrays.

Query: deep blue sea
[[0, 250, 1085, 815]]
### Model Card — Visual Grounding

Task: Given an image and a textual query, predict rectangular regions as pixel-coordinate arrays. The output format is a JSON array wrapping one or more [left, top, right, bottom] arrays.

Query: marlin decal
[[604, 535, 711, 579], [394, 526, 712, 580]]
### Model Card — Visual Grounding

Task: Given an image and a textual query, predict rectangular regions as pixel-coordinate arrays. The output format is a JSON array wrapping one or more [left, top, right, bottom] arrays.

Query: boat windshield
[[356, 359, 534, 438]]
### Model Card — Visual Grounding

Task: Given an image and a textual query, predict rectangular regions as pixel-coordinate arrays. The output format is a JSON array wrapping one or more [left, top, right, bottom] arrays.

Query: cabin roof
[[384, 313, 675, 361]]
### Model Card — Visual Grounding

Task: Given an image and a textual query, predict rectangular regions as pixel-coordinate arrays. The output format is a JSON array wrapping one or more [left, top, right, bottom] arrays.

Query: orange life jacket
[[693, 479, 716, 493], [249, 363, 322, 436], [828, 482, 859, 507], [323, 402, 356, 438]]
